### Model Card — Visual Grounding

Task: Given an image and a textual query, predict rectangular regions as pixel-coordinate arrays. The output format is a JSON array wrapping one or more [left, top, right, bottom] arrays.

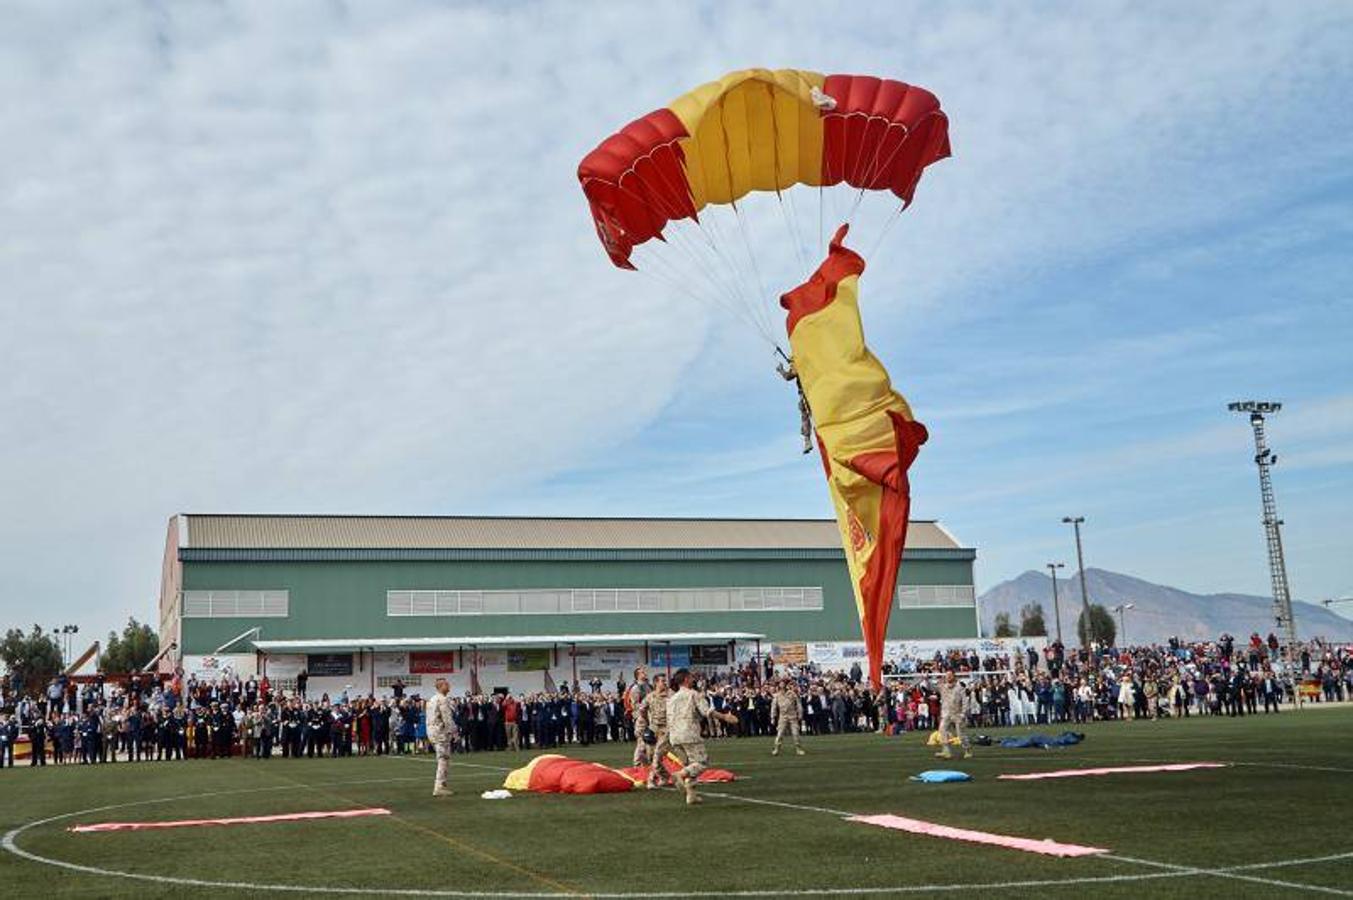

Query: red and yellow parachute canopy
[[578, 68, 949, 269]]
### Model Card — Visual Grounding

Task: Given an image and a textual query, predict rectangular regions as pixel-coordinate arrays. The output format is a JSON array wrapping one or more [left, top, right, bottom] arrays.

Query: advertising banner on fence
[[261, 653, 305, 679], [690, 645, 729, 665], [409, 651, 457, 674], [799, 638, 1048, 671], [507, 648, 551, 672], [307, 653, 354, 677], [771, 643, 807, 665], [182, 653, 256, 681], [373, 652, 410, 676], [648, 645, 691, 669]]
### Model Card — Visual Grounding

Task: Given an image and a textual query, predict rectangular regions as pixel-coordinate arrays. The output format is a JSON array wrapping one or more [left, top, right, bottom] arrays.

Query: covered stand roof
[[252, 632, 765, 654]]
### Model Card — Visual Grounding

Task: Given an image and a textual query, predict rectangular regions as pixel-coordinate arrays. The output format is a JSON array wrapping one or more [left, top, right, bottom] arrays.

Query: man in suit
[[28, 716, 48, 766], [0, 714, 17, 767]]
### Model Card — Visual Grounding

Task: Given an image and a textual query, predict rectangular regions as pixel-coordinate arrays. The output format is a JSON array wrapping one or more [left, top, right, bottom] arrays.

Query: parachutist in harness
[[776, 357, 814, 455]]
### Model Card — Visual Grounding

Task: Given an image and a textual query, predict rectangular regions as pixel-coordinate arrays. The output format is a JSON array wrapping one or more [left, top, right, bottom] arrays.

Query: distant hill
[[978, 568, 1353, 644]]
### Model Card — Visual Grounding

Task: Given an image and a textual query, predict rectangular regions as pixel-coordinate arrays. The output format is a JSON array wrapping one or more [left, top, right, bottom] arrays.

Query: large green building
[[158, 515, 977, 697]]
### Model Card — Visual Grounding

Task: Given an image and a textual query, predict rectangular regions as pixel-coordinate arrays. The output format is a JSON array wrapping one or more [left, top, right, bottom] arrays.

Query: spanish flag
[[782, 224, 928, 689]]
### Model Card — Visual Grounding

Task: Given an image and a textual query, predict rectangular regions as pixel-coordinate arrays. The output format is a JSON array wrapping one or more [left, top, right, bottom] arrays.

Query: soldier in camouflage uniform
[[935, 670, 972, 759], [666, 669, 739, 805], [626, 667, 652, 766], [640, 674, 672, 787], [770, 679, 805, 756]]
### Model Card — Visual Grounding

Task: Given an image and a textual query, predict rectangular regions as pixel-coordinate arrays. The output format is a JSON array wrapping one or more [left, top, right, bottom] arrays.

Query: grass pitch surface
[[2, 708, 1349, 898]]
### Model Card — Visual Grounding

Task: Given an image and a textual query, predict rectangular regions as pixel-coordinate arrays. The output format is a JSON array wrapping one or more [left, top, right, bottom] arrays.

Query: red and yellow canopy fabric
[[578, 68, 950, 268], [503, 754, 636, 794], [504, 754, 737, 794], [783, 224, 928, 690], [617, 753, 736, 785]]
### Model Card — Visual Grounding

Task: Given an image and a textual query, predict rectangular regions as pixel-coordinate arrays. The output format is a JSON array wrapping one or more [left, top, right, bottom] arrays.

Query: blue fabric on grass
[[910, 769, 972, 783]]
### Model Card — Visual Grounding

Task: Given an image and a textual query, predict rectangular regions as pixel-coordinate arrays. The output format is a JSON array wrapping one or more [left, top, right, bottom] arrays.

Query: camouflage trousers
[[648, 729, 672, 783], [773, 718, 802, 751], [670, 740, 708, 779], [937, 714, 968, 752]]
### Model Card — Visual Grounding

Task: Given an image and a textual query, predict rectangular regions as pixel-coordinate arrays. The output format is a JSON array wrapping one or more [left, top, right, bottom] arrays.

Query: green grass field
[[2, 708, 1350, 898]]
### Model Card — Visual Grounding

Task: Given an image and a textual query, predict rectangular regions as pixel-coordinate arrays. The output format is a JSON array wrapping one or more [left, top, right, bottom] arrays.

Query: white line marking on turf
[[5, 767, 1350, 897], [1106, 854, 1353, 896], [700, 791, 855, 818]]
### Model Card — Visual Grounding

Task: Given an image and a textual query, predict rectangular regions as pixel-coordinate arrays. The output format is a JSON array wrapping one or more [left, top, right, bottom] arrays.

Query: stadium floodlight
[[1228, 401, 1299, 706], [1046, 563, 1066, 644], [1111, 603, 1136, 645], [1227, 401, 1282, 415], [1061, 517, 1094, 659]]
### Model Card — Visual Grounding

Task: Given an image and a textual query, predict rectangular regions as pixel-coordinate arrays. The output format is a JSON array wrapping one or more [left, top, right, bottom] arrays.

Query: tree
[[1019, 603, 1048, 637], [0, 625, 64, 698], [100, 618, 159, 673], [1077, 604, 1117, 648], [993, 612, 1016, 638]]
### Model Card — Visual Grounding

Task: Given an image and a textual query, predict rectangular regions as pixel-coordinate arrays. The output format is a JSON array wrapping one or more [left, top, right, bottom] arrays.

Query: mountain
[[978, 568, 1353, 645]]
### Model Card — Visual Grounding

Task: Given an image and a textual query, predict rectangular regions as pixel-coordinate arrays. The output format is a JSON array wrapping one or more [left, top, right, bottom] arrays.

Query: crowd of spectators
[[0, 633, 1348, 767]]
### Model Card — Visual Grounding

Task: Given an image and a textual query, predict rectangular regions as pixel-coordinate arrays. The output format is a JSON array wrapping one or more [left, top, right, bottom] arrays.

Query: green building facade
[[158, 515, 977, 696]]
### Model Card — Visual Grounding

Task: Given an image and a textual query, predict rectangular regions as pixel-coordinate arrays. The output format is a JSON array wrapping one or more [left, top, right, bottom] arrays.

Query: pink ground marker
[[997, 762, 1228, 781], [70, 807, 391, 833], [848, 814, 1109, 857]]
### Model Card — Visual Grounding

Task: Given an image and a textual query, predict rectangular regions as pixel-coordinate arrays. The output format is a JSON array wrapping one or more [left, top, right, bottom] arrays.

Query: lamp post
[[1046, 562, 1066, 644], [1111, 603, 1135, 646], [1228, 401, 1300, 704], [52, 624, 78, 668], [1062, 516, 1093, 659]]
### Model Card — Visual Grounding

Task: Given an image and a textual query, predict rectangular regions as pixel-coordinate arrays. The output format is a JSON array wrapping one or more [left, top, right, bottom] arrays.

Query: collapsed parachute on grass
[[578, 69, 949, 689], [503, 754, 736, 795]]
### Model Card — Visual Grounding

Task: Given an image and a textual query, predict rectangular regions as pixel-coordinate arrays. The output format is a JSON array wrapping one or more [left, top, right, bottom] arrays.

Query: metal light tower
[[1046, 562, 1065, 644], [1063, 516, 1093, 659], [1112, 603, 1135, 646], [1228, 401, 1299, 688]]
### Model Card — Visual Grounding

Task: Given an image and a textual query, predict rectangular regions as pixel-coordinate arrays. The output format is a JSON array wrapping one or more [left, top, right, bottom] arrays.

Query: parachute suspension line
[[714, 96, 780, 345], [687, 209, 778, 347], [692, 204, 779, 345], [766, 82, 809, 280], [607, 175, 772, 347], [637, 240, 776, 350], [604, 171, 764, 342], [730, 202, 777, 340], [845, 124, 913, 229], [776, 191, 809, 277], [866, 203, 907, 261], [664, 222, 775, 345], [818, 185, 825, 259], [780, 187, 812, 280]]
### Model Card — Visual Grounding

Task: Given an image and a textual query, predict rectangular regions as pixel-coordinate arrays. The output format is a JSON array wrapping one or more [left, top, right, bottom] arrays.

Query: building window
[[182, 590, 289, 618], [386, 586, 824, 616], [896, 585, 975, 608]]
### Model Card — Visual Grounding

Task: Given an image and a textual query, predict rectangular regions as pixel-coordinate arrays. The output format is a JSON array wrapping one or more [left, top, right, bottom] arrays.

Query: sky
[[1, 1, 1351, 644]]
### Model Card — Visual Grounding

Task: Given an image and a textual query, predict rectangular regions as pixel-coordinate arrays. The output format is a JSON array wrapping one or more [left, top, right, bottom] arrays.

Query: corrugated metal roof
[[181, 515, 962, 551]]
